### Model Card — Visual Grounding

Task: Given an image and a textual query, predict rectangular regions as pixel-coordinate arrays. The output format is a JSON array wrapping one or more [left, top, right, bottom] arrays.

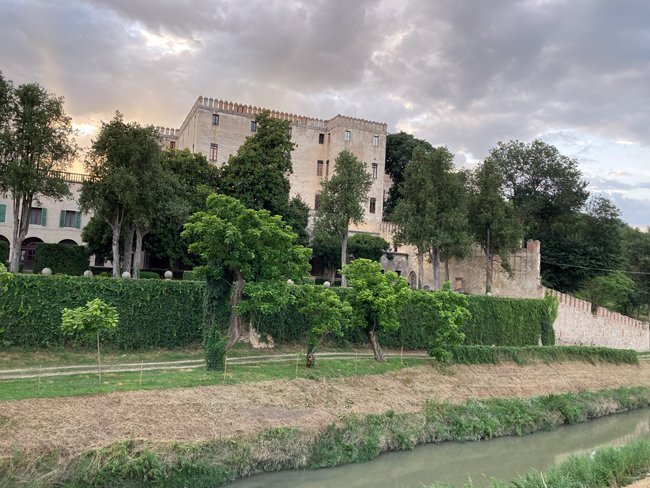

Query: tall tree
[[284, 196, 310, 247], [383, 131, 433, 219], [392, 147, 470, 289], [80, 113, 160, 277], [622, 227, 650, 318], [486, 139, 589, 235], [0, 77, 77, 272], [182, 193, 311, 353], [313, 149, 372, 287], [468, 159, 522, 294], [219, 110, 294, 218]]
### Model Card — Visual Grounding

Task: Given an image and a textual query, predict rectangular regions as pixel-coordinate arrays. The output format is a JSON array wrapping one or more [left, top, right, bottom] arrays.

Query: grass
[[0, 356, 428, 402], [429, 438, 650, 487], [2, 386, 647, 487]]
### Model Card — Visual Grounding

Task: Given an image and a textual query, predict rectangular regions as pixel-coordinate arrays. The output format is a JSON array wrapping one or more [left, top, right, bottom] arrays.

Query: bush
[[0, 274, 205, 348], [347, 234, 390, 262], [33, 243, 90, 276], [138, 271, 160, 279], [0, 240, 8, 264]]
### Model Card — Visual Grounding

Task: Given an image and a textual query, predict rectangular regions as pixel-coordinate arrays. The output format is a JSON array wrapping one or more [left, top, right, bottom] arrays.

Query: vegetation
[[448, 345, 638, 365], [0, 74, 77, 273], [429, 438, 650, 487], [61, 298, 119, 381], [182, 193, 311, 363], [347, 233, 390, 262], [313, 149, 373, 286], [3, 386, 647, 486], [33, 242, 90, 275], [0, 239, 8, 263], [341, 259, 410, 360]]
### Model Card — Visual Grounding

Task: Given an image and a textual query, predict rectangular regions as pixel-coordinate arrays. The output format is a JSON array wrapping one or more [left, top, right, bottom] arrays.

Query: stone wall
[[547, 288, 650, 352]]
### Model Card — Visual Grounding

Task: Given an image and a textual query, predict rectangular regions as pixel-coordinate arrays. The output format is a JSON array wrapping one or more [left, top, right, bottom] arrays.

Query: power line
[[541, 258, 650, 276]]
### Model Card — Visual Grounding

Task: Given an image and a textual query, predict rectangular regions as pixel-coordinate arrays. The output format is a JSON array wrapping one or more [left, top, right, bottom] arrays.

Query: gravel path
[[1, 361, 648, 457]]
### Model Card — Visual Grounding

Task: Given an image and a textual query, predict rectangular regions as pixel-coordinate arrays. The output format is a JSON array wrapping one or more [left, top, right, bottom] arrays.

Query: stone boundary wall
[[546, 288, 650, 352]]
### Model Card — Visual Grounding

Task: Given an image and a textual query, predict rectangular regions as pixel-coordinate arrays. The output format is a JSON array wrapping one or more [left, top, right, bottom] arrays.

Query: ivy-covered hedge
[[0, 240, 8, 263], [33, 243, 90, 276], [254, 287, 554, 348], [0, 274, 205, 348]]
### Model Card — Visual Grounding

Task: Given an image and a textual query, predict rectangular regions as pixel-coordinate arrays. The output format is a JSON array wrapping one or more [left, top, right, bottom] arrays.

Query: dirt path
[[1, 361, 649, 457], [627, 478, 650, 487]]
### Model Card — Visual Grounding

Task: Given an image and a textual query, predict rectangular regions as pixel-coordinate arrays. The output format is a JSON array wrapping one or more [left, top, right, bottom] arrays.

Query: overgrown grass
[[0, 357, 428, 402], [449, 345, 639, 365], [429, 438, 650, 487], [2, 387, 647, 487]]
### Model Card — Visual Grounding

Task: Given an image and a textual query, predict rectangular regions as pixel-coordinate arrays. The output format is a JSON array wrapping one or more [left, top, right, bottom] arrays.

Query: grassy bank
[[449, 345, 639, 365], [2, 386, 648, 487], [430, 438, 650, 487]]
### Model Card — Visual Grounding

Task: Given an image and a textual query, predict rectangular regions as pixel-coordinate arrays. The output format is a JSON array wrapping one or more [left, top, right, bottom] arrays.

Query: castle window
[[373, 134, 379, 146], [328, 133, 331, 143], [212, 114, 219, 126], [314, 193, 321, 210], [169, 141, 176, 149], [319, 133, 325, 144], [209, 144, 218, 161], [250, 120, 257, 132], [325, 160, 329, 177], [369, 198, 376, 214], [344, 130, 351, 142], [317, 160, 324, 176]]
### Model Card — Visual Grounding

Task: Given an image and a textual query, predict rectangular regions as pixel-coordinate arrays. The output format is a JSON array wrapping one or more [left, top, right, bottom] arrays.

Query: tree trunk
[[224, 268, 245, 352], [431, 247, 441, 290], [123, 225, 134, 276], [9, 195, 31, 273], [366, 324, 385, 362], [340, 225, 349, 287], [485, 249, 494, 295], [133, 228, 147, 279], [444, 259, 450, 283], [417, 250, 425, 289]]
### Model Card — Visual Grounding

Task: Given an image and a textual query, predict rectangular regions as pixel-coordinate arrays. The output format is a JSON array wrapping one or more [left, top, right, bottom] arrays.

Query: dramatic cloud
[[1, 0, 648, 223]]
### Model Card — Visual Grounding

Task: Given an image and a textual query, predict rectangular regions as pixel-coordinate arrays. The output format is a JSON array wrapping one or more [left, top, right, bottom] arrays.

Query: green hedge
[[254, 288, 554, 349], [449, 345, 638, 365], [33, 243, 90, 276], [0, 274, 205, 348], [0, 240, 8, 263]]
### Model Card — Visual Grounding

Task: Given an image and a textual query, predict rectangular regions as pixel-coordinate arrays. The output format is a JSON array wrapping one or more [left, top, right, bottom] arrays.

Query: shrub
[[347, 234, 390, 262], [204, 326, 229, 370], [0, 240, 8, 264], [0, 274, 205, 348], [33, 243, 90, 276], [138, 271, 160, 279]]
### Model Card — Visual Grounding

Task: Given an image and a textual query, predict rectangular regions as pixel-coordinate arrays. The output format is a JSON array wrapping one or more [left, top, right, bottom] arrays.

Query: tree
[[310, 228, 342, 282], [295, 285, 352, 367], [81, 215, 114, 261], [392, 147, 470, 289], [578, 271, 636, 314], [314, 150, 372, 287], [284, 196, 310, 247], [383, 132, 433, 218], [348, 234, 390, 262], [468, 159, 522, 294], [486, 139, 589, 235], [623, 227, 650, 318], [80, 113, 161, 277], [61, 298, 118, 382], [182, 193, 311, 357], [341, 258, 409, 361], [420, 283, 469, 361], [0, 76, 77, 272], [219, 111, 294, 218]]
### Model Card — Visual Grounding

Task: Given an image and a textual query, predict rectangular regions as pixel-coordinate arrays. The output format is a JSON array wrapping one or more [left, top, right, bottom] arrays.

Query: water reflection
[[231, 408, 649, 488]]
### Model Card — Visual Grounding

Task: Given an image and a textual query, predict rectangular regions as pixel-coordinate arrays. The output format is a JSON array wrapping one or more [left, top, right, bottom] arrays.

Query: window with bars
[[212, 114, 219, 126], [344, 130, 351, 142], [317, 160, 324, 176], [373, 134, 379, 146], [210, 143, 218, 161], [369, 198, 376, 214], [250, 120, 257, 132], [372, 163, 378, 179]]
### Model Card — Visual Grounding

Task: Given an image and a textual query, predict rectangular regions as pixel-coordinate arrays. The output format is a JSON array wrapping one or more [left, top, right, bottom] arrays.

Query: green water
[[230, 408, 650, 488]]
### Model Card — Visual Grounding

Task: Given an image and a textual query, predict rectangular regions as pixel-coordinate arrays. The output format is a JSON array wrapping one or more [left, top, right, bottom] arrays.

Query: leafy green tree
[[422, 283, 469, 361], [0, 76, 77, 272], [219, 111, 294, 218], [296, 285, 352, 367], [61, 298, 119, 382], [487, 139, 589, 235], [384, 132, 433, 218], [622, 227, 650, 318], [284, 196, 310, 247], [468, 159, 522, 294], [348, 234, 390, 262], [341, 258, 409, 361], [392, 147, 471, 289], [182, 193, 311, 359], [315, 150, 372, 287], [81, 113, 161, 277], [310, 228, 342, 282], [81, 215, 114, 261], [578, 271, 636, 314]]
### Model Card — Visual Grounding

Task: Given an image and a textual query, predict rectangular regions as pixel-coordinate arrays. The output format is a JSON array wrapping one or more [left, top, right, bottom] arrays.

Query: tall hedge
[[0, 275, 205, 348], [33, 243, 90, 276], [0, 240, 8, 263]]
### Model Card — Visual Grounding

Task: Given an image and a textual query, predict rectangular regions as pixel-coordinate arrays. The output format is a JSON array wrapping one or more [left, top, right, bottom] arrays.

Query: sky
[[1, 0, 648, 226]]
